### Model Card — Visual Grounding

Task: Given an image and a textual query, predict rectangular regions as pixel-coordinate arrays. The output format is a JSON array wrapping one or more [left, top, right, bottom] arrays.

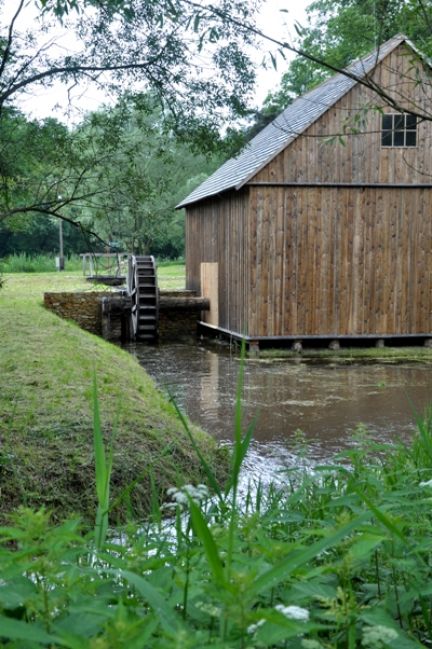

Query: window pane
[[382, 114, 393, 130], [405, 130, 417, 146], [382, 130, 393, 146], [405, 114, 417, 129], [393, 130, 404, 146], [394, 114, 404, 129]]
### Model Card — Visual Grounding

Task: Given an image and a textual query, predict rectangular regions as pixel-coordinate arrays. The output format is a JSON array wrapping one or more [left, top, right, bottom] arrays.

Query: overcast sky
[[4, 0, 312, 123], [254, 0, 310, 102]]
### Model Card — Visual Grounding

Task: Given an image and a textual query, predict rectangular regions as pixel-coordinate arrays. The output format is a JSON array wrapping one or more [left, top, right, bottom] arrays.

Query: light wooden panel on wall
[[200, 262, 219, 326]]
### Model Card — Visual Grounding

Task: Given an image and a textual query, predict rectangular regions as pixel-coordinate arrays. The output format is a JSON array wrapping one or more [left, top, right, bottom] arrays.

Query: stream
[[125, 342, 432, 484]]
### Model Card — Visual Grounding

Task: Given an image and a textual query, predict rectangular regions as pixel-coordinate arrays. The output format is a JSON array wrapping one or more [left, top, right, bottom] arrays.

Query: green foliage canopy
[[263, 0, 432, 117]]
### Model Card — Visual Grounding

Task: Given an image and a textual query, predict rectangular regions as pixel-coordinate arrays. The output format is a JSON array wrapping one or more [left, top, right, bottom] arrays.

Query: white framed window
[[381, 113, 417, 147]]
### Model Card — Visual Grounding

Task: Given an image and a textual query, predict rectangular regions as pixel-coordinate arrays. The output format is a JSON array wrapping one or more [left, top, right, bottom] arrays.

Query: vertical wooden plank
[[350, 190, 359, 333], [363, 189, 374, 334], [273, 187, 284, 335], [283, 189, 297, 334]]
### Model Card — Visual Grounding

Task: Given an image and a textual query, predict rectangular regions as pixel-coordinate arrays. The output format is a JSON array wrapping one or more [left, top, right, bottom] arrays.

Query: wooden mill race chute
[[127, 255, 159, 341]]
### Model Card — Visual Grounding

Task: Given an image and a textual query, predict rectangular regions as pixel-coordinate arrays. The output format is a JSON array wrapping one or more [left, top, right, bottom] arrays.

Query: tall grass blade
[[188, 498, 225, 586], [407, 399, 432, 465], [231, 339, 247, 492], [225, 341, 255, 582], [357, 491, 406, 543], [224, 418, 256, 496], [92, 372, 113, 550], [168, 394, 223, 502]]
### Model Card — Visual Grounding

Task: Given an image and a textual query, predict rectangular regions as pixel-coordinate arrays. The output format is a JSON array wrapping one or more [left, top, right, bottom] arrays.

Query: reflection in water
[[125, 342, 432, 479]]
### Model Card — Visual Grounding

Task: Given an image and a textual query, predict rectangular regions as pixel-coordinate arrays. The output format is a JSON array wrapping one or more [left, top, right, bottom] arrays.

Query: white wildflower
[[419, 479, 432, 487], [247, 619, 265, 634], [275, 604, 310, 622], [362, 624, 398, 648], [165, 484, 209, 507]]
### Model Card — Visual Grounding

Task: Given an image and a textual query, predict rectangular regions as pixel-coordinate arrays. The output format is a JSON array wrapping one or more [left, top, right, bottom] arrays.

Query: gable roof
[[177, 34, 421, 209]]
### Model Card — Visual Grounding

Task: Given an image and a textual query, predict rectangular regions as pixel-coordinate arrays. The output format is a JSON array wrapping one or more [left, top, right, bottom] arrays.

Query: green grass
[[0, 254, 186, 287], [156, 261, 185, 289], [0, 271, 223, 522], [0, 253, 83, 273]]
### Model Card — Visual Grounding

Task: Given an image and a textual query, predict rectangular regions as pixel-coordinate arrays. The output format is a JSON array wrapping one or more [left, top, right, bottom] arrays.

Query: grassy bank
[[0, 271, 222, 522]]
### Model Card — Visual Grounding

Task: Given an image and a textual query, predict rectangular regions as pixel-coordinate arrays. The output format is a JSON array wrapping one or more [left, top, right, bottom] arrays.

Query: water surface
[[126, 342, 432, 481]]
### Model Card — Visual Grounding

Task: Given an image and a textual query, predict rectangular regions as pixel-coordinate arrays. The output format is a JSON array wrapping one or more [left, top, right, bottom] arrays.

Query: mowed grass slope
[[0, 269, 223, 522]]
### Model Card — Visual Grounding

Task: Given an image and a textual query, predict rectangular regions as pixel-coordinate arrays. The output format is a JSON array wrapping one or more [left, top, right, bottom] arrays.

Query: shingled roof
[[177, 34, 420, 209]]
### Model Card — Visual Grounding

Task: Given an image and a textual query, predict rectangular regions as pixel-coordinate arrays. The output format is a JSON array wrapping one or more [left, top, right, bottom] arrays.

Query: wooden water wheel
[[128, 255, 159, 341]]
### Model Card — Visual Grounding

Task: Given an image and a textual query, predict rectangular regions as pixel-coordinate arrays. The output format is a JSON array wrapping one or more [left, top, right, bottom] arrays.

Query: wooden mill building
[[178, 35, 432, 346]]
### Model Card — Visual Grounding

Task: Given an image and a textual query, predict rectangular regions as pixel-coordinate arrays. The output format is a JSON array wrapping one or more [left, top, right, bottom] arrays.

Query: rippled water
[[125, 342, 432, 481]]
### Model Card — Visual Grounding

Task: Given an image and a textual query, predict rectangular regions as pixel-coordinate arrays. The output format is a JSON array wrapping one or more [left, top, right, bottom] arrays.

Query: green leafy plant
[[2, 368, 432, 647]]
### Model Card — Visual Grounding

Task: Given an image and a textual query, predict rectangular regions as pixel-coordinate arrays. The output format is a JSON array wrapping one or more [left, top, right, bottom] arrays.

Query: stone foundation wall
[[159, 290, 201, 341], [44, 291, 114, 335], [44, 290, 205, 342], [159, 309, 199, 340]]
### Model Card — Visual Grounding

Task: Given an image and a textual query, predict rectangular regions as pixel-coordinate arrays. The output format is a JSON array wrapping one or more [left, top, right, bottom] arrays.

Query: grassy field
[[156, 261, 185, 290], [0, 253, 186, 286], [1, 262, 186, 297], [0, 268, 222, 523]]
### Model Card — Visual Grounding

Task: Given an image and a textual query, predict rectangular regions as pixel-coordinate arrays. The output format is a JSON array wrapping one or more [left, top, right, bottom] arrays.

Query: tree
[[261, 0, 432, 118], [0, 0, 258, 240], [72, 96, 223, 256], [1, 0, 256, 125]]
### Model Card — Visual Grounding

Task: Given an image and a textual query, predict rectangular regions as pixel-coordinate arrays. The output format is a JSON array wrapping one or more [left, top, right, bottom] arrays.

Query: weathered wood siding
[[253, 44, 432, 185], [185, 42, 432, 339], [185, 191, 249, 334], [248, 185, 432, 337]]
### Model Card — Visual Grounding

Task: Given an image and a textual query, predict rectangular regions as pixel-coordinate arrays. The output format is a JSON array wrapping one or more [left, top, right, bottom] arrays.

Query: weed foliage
[[2, 379, 432, 646]]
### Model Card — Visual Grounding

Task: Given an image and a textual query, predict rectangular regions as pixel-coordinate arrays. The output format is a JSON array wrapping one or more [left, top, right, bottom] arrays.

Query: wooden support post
[[424, 338, 432, 348], [376, 339, 385, 348], [249, 340, 260, 357], [329, 340, 340, 351]]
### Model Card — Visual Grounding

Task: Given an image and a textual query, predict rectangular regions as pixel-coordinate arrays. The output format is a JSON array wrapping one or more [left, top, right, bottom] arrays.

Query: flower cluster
[[247, 619, 265, 635], [164, 483, 209, 509], [362, 624, 398, 648], [247, 604, 310, 636], [275, 604, 310, 622]]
